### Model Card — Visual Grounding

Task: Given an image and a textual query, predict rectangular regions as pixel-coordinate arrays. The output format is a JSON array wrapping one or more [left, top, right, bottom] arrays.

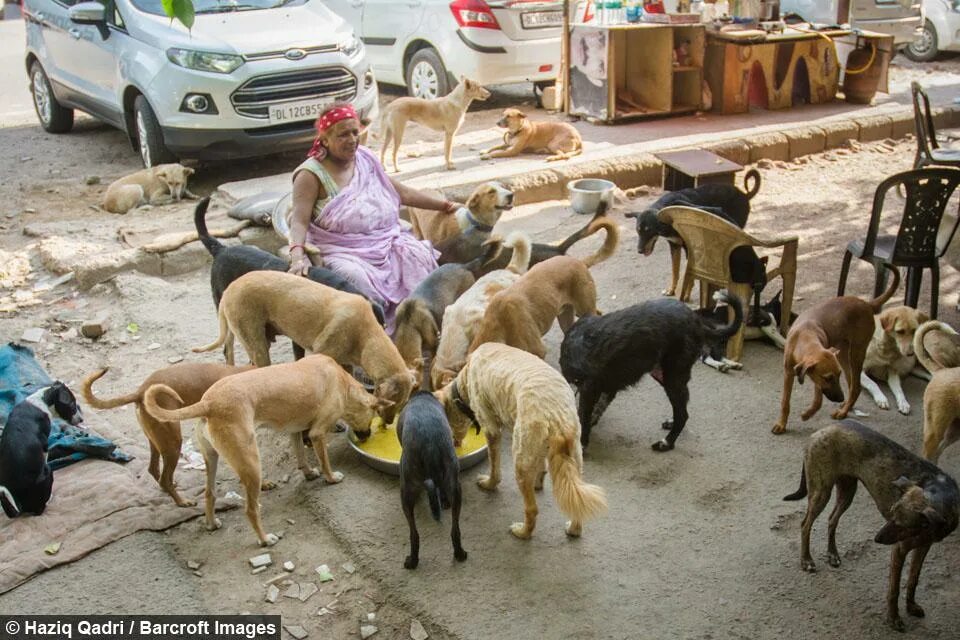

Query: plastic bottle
[[625, 0, 641, 23], [609, 1, 623, 25], [596, 0, 605, 25], [716, 0, 729, 17]]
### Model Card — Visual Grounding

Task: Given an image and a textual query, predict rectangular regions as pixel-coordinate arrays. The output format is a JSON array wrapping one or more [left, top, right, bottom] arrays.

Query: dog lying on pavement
[[860, 305, 930, 415], [480, 108, 583, 162], [408, 182, 513, 247], [0, 382, 83, 518], [398, 391, 468, 569], [102, 163, 197, 214], [436, 343, 606, 539], [560, 291, 743, 451], [81, 362, 251, 506], [784, 419, 959, 631], [773, 265, 899, 434], [143, 354, 383, 547]]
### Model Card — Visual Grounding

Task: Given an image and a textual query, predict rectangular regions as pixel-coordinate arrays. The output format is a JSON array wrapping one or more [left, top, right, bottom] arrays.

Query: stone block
[[784, 127, 826, 159], [856, 115, 894, 142], [744, 132, 789, 163]]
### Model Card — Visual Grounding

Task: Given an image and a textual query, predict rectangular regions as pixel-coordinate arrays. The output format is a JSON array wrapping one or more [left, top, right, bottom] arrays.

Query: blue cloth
[[0, 343, 132, 470]]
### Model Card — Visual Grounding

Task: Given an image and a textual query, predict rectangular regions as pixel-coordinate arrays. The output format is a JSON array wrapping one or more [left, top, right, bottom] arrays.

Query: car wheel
[[30, 62, 73, 133], [406, 48, 449, 99], [134, 95, 176, 167], [904, 20, 938, 63]]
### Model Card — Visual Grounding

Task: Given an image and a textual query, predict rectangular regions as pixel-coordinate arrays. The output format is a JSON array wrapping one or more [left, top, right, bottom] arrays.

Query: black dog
[[0, 382, 83, 518], [560, 292, 743, 451], [397, 391, 467, 569], [195, 197, 386, 359]]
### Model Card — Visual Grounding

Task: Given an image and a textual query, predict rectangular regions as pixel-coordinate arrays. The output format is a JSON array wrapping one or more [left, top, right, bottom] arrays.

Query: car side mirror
[[69, 2, 109, 40]]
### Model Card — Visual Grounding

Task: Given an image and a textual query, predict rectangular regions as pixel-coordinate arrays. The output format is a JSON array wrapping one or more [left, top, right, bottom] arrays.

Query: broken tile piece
[[265, 585, 280, 604], [167, 355, 184, 364], [251, 566, 268, 575], [283, 583, 301, 600], [341, 562, 356, 574], [410, 619, 428, 640], [21, 327, 44, 343], [366, 613, 376, 622], [250, 553, 272, 569], [315, 564, 334, 582], [284, 625, 308, 640], [283, 560, 295, 572], [186, 560, 201, 570], [360, 625, 378, 639], [298, 582, 318, 603]]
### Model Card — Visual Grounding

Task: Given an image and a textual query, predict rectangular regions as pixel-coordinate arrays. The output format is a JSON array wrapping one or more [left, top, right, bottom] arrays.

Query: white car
[[23, 0, 378, 166], [904, 0, 960, 61], [322, 0, 562, 98]]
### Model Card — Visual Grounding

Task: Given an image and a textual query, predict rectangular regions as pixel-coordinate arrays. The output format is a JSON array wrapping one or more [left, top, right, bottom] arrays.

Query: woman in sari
[[286, 103, 456, 333]]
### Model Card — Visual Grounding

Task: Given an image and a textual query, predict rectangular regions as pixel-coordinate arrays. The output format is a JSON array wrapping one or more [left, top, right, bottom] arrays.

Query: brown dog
[[480, 108, 583, 162], [102, 163, 197, 214], [81, 363, 250, 507], [142, 354, 384, 547], [193, 270, 415, 423], [468, 255, 601, 360], [773, 266, 900, 434], [379, 76, 490, 172], [916, 321, 960, 462], [407, 182, 513, 246]]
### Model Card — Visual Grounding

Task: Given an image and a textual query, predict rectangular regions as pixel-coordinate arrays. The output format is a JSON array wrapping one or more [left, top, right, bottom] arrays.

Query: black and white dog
[[695, 289, 793, 372], [0, 382, 83, 517]]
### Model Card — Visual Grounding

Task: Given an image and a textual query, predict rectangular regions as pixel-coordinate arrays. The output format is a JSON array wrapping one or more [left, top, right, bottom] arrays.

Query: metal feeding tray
[[348, 417, 488, 477], [567, 178, 616, 215]]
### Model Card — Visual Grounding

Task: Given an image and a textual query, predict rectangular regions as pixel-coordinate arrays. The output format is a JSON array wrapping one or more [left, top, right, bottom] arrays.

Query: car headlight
[[166, 48, 244, 74], [341, 34, 363, 58]]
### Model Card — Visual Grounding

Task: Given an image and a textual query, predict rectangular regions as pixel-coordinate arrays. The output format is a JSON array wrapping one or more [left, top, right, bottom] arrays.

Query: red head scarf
[[307, 105, 359, 160]]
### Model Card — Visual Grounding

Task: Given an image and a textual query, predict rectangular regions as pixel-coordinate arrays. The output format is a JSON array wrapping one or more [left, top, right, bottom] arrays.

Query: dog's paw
[[509, 523, 533, 540], [324, 471, 344, 484], [897, 401, 911, 415], [661, 288, 676, 297], [565, 520, 582, 538], [831, 408, 849, 420], [651, 439, 674, 452], [261, 480, 278, 491], [445, 163, 456, 171], [261, 533, 280, 547], [906, 601, 925, 618], [772, 423, 787, 435], [404, 556, 419, 570], [206, 517, 222, 532], [477, 475, 498, 491], [177, 497, 198, 508], [874, 395, 890, 410], [479, 153, 490, 161], [302, 467, 322, 481], [887, 615, 906, 633], [801, 559, 817, 573], [454, 548, 468, 562], [827, 552, 841, 568]]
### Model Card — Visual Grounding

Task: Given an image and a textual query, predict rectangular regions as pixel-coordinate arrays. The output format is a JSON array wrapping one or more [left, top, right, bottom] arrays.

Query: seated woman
[[286, 103, 457, 333]]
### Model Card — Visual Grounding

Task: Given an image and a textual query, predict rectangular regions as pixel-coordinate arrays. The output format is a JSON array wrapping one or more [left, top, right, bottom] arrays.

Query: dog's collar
[[463, 209, 493, 233], [451, 379, 481, 435]]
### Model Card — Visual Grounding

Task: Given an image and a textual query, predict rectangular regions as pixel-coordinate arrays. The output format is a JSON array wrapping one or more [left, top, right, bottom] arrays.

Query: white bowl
[[567, 178, 616, 215]]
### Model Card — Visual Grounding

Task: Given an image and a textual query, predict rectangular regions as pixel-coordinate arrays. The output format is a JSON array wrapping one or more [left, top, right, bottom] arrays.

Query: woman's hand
[[442, 200, 462, 214], [288, 254, 310, 276]]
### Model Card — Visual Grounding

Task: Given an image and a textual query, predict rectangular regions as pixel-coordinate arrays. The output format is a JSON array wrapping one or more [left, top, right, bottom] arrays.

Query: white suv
[[322, 0, 562, 99], [23, 0, 379, 166]]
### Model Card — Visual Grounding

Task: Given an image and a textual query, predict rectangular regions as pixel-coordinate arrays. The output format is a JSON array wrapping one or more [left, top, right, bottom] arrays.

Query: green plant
[[162, 0, 195, 29]]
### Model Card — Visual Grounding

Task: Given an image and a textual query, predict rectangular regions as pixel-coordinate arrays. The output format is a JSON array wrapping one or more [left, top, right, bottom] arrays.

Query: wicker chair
[[658, 206, 798, 361]]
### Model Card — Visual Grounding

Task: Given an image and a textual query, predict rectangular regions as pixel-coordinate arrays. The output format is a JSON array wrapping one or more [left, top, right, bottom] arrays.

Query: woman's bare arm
[[390, 177, 458, 213], [287, 171, 325, 275]]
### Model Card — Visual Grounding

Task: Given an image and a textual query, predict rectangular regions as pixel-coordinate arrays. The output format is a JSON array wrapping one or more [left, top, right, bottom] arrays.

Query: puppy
[[560, 292, 743, 451], [773, 266, 899, 434], [0, 382, 82, 518], [436, 343, 606, 539], [480, 108, 583, 162], [431, 232, 531, 390], [408, 182, 513, 247], [195, 198, 385, 362], [469, 255, 600, 360], [81, 362, 251, 506], [143, 354, 383, 547], [914, 320, 960, 373], [860, 306, 929, 415], [625, 170, 761, 298], [379, 76, 490, 172], [193, 270, 415, 423], [102, 163, 196, 214], [398, 391, 468, 569], [784, 419, 959, 631]]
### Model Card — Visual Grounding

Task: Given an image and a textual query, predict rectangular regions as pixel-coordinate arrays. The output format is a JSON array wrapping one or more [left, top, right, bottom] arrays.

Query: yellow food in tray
[[354, 416, 486, 463]]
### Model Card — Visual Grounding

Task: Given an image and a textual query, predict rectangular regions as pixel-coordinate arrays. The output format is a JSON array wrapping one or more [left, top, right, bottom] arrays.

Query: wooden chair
[[658, 206, 798, 361], [912, 81, 960, 170], [838, 168, 960, 318]]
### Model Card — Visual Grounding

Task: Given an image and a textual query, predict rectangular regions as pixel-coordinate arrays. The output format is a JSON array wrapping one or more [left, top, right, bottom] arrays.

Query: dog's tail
[[783, 463, 808, 501], [0, 486, 20, 518], [743, 169, 762, 199], [423, 478, 443, 522], [505, 231, 532, 274], [867, 263, 901, 312], [557, 202, 620, 268], [80, 367, 141, 410], [699, 291, 744, 340], [914, 320, 957, 373], [192, 303, 230, 355], [142, 383, 207, 423], [194, 197, 224, 258], [548, 433, 607, 524]]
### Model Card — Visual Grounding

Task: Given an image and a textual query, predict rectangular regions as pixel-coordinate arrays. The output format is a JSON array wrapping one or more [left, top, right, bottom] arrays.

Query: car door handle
[[69, 28, 81, 39], [349, 0, 363, 7]]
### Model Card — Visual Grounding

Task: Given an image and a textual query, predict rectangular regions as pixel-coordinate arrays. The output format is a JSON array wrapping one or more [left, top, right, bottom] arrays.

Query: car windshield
[[130, 0, 304, 16]]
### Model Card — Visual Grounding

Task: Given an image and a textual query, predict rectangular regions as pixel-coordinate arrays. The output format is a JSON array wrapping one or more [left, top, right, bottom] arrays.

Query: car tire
[[904, 20, 938, 63], [134, 95, 176, 168], [30, 62, 73, 133], [406, 48, 450, 99]]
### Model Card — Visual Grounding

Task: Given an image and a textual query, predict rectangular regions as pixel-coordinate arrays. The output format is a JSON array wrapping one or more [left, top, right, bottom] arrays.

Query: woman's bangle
[[289, 242, 306, 252]]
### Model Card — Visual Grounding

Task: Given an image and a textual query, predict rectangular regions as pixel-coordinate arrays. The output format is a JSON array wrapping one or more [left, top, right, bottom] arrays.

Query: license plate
[[521, 10, 562, 29], [268, 99, 326, 125]]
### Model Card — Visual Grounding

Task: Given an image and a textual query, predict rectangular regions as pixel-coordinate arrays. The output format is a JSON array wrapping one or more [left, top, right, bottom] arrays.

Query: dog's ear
[[465, 189, 481, 211], [184, 167, 195, 177], [880, 312, 895, 333], [794, 362, 809, 384], [827, 347, 840, 358]]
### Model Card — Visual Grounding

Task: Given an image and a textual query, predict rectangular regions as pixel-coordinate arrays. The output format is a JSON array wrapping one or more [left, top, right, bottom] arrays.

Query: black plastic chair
[[912, 81, 960, 170], [838, 168, 960, 319]]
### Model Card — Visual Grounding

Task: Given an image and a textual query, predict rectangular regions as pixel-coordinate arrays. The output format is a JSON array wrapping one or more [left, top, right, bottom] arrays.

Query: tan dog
[[435, 343, 606, 539], [102, 163, 196, 214], [431, 232, 531, 389], [860, 305, 930, 415], [773, 266, 899, 434], [480, 108, 583, 162], [469, 255, 601, 360], [81, 362, 250, 507], [142, 354, 385, 547], [408, 182, 513, 246], [379, 77, 490, 172], [914, 320, 960, 373], [916, 320, 960, 462], [193, 270, 415, 422]]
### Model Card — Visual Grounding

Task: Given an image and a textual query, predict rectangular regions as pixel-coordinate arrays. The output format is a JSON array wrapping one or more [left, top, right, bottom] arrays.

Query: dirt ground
[[2, 58, 960, 638]]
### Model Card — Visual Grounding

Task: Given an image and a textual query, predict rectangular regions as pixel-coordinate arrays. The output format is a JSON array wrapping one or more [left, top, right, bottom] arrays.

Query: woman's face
[[322, 118, 361, 161]]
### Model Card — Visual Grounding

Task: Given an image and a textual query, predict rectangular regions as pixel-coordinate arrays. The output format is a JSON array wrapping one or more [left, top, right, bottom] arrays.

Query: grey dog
[[784, 419, 959, 631]]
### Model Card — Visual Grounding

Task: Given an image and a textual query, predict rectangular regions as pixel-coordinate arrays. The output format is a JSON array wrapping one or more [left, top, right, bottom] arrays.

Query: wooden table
[[655, 149, 743, 190]]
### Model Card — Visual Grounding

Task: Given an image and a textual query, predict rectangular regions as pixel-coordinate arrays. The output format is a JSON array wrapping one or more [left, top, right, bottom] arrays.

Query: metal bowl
[[567, 178, 616, 215], [347, 428, 488, 477]]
